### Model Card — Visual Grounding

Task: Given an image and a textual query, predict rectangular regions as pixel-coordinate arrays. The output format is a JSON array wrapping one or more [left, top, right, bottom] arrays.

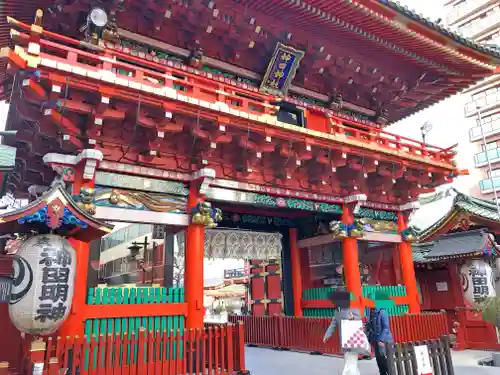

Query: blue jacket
[[366, 308, 393, 343]]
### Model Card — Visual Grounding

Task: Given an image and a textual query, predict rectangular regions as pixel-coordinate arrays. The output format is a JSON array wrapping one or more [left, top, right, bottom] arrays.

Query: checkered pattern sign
[[341, 320, 370, 352]]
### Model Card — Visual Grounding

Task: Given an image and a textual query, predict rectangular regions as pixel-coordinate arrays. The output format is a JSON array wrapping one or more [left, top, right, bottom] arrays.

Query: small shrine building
[[411, 188, 500, 350]]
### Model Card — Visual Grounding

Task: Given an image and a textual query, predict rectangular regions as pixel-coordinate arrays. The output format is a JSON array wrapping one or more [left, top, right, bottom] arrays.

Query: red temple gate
[[1, 0, 499, 371]]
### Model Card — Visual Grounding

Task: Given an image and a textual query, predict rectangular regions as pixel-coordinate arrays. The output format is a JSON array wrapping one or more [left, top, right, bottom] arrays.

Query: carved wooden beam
[[377, 162, 404, 178], [21, 77, 47, 102], [404, 169, 422, 182]]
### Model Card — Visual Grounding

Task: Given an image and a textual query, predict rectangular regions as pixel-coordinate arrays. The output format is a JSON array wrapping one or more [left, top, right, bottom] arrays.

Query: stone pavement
[[245, 347, 499, 375]]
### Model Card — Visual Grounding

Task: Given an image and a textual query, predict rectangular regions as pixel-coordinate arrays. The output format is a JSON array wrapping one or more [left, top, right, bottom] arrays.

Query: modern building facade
[[445, 0, 500, 199]]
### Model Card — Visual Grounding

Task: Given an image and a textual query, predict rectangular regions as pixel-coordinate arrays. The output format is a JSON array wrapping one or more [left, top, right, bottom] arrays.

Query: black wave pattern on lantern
[[460, 272, 469, 294], [9, 255, 33, 305]]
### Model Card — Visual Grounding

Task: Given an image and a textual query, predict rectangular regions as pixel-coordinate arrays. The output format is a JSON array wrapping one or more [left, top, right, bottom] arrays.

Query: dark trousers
[[373, 343, 389, 375]]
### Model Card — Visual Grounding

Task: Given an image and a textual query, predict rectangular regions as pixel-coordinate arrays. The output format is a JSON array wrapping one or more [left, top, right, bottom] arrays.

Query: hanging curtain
[[177, 229, 282, 259], [204, 229, 282, 259]]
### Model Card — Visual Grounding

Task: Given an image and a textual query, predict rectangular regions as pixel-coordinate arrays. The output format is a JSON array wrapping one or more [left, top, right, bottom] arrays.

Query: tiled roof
[[381, 0, 500, 59], [426, 229, 493, 260], [412, 245, 432, 263], [412, 229, 498, 263]]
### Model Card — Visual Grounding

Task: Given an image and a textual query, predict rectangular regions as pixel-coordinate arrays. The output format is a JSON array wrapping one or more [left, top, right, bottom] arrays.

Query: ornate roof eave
[[378, 0, 500, 61], [415, 189, 500, 241], [425, 251, 485, 262], [284, 0, 500, 68], [0, 177, 113, 242]]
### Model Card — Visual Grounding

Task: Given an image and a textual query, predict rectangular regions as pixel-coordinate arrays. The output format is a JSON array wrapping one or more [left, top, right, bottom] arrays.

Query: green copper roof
[[412, 244, 432, 263], [381, 1, 500, 59], [417, 189, 500, 240], [454, 193, 500, 221], [412, 190, 500, 261]]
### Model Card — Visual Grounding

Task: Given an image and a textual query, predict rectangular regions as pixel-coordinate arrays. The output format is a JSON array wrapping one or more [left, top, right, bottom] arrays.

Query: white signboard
[[9, 235, 76, 335], [32, 363, 44, 375], [414, 345, 433, 375], [436, 282, 448, 292]]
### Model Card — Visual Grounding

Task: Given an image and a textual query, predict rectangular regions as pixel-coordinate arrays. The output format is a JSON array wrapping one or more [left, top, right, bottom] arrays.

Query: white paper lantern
[[9, 234, 76, 335], [460, 259, 496, 305]]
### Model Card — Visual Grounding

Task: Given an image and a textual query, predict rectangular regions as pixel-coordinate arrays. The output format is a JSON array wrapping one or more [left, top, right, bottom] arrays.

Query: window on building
[[472, 86, 500, 102], [487, 169, 500, 178], [274, 101, 306, 128], [481, 141, 498, 152], [472, 91, 485, 101]]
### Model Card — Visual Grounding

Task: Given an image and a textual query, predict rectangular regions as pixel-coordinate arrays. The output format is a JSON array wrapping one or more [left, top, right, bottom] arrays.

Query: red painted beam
[[301, 296, 409, 310], [84, 302, 188, 319]]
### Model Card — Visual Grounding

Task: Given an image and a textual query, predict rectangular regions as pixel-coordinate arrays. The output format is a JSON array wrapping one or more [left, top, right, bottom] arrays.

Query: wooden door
[[249, 259, 283, 316]]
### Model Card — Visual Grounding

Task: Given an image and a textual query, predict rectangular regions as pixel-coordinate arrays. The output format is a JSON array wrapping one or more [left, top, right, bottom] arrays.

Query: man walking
[[366, 293, 393, 375]]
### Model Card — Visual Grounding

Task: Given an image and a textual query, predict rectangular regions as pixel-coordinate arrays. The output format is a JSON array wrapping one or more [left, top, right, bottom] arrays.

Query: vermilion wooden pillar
[[397, 211, 420, 313], [185, 183, 205, 329], [61, 239, 90, 337], [56, 151, 102, 337], [342, 203, 363, 313], [289, 228, 303, 317]]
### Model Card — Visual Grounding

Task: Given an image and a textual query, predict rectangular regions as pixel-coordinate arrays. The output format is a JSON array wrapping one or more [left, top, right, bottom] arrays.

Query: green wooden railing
[[84, 287, 185, 365], [85, 287, 185, 339], [302, 285, 408, 317]]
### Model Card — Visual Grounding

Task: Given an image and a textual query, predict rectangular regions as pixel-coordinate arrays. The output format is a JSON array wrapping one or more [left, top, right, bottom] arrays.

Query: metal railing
[[458, 8, 500, 38], [474, 147, 500, 166], [479, 176, 500, 191], [469, 115, 500, 141], [446, 0, 496, 26], [465, 87, 500, 117]]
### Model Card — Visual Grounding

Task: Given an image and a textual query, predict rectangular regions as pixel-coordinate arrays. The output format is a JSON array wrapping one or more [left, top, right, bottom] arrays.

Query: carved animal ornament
[[401, 226, 419, 242], [328, 220, 364, 239], [190, 202, 222, 228], [73, 187, 97, 216], [358, 218, 398, 232]]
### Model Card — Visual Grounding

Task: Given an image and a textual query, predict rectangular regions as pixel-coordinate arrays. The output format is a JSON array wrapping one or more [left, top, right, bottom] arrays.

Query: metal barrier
[[229, 312, 449, 355], [22, 323, 248, 375], [386, 336, 454, 375]]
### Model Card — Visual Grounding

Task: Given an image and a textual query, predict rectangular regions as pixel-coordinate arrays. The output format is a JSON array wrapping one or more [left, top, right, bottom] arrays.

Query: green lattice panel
[[84, 286, 185, 367], [302, 285, 408, 317]]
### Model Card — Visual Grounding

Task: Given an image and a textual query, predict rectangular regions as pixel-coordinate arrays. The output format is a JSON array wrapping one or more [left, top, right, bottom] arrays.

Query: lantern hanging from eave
[[460, 259, 496, 305], [9, 234, 76, 336]]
